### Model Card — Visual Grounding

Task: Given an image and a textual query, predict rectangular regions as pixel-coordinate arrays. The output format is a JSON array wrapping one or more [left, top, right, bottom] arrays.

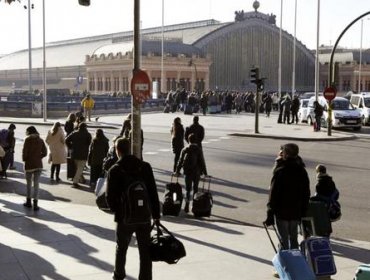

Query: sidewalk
[[0, 112, 368, 279], [0, 193, 368, 280]]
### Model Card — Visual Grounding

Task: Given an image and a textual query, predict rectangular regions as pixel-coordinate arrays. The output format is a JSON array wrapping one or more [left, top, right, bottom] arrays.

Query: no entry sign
[[323, 86, 337, 101], [131, 69, 151, 104]]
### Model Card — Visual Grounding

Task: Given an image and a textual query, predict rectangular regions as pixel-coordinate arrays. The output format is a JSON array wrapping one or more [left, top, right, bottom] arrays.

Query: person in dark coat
[[65, 122, 92, 187], [265, 143, 310, 250], [22, 126, 47, 211], [282, 95, 292, 124], [263, 94, 273, 117], [106, 137, 160, 280], [314, 101, 324, 131], [176, 133, 207, 213], [184, 116, 205, 149], [290, 95, 300, 124], [88, 129, 109, 188], [119, 113, 132, 138], [170, 117, 184, 172], [64, 113, 76, 136]]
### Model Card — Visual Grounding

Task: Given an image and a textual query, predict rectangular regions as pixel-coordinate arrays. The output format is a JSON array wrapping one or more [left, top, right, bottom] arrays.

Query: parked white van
[[350, 93, 370, 125], [307, 96, 362, 131]]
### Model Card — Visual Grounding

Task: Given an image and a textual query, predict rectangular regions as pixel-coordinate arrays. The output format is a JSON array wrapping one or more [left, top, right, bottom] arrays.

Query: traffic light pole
[[255, 86, 259, 134]]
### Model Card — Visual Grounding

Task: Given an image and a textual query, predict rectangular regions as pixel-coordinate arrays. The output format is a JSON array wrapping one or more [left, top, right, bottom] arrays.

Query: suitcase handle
[[171, 174, 179, 184], [201, 175, 211, 192], [263, 222, 286, 253]]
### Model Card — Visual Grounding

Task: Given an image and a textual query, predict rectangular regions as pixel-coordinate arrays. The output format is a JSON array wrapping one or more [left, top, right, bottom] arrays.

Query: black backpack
[[122, 171, 152, 225]]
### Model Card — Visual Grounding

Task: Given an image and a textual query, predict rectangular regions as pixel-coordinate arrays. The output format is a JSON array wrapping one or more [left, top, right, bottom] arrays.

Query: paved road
[[2, 111, 370, 243]]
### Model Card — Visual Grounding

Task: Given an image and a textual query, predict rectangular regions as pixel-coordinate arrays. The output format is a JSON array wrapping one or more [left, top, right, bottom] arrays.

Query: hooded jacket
[[106, 155, 160, 223]]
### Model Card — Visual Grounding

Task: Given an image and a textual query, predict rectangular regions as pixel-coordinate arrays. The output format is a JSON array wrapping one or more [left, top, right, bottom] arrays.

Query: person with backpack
[[106, 137, 160, 280], [310, 164, 341, 236], [176, 133, 207, 213]]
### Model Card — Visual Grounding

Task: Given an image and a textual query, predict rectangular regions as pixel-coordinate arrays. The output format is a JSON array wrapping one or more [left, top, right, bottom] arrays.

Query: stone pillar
[[94, 73, 98, 94]]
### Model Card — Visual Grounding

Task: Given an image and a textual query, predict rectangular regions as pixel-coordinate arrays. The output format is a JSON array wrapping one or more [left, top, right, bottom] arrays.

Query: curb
[[229, 133, 358, 142]]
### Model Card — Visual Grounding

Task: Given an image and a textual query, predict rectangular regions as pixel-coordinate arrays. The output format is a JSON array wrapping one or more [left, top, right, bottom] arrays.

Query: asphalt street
[[2, 111, 370, 243]]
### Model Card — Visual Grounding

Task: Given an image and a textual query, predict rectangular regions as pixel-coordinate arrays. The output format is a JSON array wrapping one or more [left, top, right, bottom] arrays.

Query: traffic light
[[250, 67, 259, 84], [257, 80, 264, 91], [78, 0, 90, 6]]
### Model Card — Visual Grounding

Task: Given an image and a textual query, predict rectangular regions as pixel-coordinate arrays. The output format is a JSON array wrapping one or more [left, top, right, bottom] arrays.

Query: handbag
[[150, 222, 186, 264], [95, 177, 112, 214]]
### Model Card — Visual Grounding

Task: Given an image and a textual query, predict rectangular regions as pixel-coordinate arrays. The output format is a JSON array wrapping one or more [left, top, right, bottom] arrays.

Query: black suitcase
[[184, 105, 193, 115], [192, 176, 213, 217], [162, 175, 183, 216], [67, 157, 76, 180]]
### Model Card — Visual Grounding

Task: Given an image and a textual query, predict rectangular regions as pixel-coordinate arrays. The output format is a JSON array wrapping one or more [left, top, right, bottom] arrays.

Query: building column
[[111, 72, 114, 92], [102, 74, 106, 93], [94, 73, 98, 94], [119, 71, 123, 93], [177, 71, 181, 89], [191, 70, 196, 91]]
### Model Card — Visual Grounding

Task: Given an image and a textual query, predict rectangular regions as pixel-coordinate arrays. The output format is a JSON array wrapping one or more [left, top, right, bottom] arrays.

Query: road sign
[[130, 69, 151, 104], [323, 86, 337, 101]]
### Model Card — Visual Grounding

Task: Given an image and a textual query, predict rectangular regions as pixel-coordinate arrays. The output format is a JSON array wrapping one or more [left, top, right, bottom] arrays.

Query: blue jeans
[[25, 170, 42, 199], [275, 219, 299, 250]]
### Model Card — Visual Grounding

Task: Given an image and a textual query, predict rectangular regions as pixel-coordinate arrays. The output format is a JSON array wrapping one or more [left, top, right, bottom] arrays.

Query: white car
[[350, 93, 370, 125], [298, 98, 309, 123], [307, 96, 362, 131]]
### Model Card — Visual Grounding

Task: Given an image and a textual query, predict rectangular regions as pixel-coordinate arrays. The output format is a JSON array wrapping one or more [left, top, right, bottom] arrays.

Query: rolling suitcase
[[162, 175, 183, 216], [301, 236, 336, 277], [355, 264, 370, 280], [67, 156, 76, 180], [263, 223, 316, 280], [192, 176, 213, 217]]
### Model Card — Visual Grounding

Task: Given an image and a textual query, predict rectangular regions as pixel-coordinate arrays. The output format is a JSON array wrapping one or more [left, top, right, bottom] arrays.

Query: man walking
[[265, 143, 310, 250], [65, 122, 92, 187], [107, 137, 160, 280], [184, 116, 204, 149]]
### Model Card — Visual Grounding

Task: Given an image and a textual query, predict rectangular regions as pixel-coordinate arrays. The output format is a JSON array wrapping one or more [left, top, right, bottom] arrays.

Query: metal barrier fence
[[0, 98, 165, 118]]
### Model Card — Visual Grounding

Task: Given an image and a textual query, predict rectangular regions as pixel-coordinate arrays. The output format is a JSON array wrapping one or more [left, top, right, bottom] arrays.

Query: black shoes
[[23, 198, 32, 208], [23, 198, 39, 211], [184, 202, 190, 213]]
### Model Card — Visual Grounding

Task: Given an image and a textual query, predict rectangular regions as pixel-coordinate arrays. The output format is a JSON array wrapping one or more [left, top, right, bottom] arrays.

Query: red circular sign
[[323, 86, 337, 101], [130, 69, 151, 104]]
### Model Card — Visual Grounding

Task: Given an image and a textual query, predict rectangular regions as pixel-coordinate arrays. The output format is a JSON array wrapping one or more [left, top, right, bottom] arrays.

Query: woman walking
[[22, 126, 47, 211], [88, 129, 109, 188], [170, 117, 184, 172], [46, 122, 67, 183]]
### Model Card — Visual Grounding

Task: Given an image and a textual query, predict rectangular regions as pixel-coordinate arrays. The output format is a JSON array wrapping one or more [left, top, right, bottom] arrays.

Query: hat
[[8, 123, 16, 130], [316, 164, 326, 174], [281, 143, 299, 158]]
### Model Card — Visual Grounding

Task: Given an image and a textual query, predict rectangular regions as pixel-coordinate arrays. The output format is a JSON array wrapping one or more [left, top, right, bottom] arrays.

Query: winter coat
[[65, 127, 92, 160], [315, 173, 338, 199], [171, 123, 184, 154], [0, 145, 5, 171], [45, 127, 67, 164], [185, 123, 204, 147], [88, 136, 109, 166], [106, 155, 160, 223], [64, 120, 75, 136], [81, 96, 95, 109], [22, 134, 47, 172], [268, 158, 310, 220], [176, 143, 207, 176]]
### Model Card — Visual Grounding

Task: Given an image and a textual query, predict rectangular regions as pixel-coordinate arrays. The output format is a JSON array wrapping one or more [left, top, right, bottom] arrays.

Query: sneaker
[[184, 202, 189, 213], [273, 270, 280, 278], [72, 183, 81, 188]]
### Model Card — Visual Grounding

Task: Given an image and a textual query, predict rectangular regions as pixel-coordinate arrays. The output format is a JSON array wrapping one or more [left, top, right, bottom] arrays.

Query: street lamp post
[[188, 59, 198, 92], [161, 0, 165, 94], [42, 0, 47, 122], [27, 0, 33, 94], [314, 0, 320, 101], [358, 19, 370, 93], [292, 0, 297, 95], [278, 0, 283, 97]]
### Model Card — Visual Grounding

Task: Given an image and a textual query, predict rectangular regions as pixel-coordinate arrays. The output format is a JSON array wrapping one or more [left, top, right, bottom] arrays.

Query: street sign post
[[323, 86, 337, 101], [323, 86, 337, 136], [130, 69, 151, 104]]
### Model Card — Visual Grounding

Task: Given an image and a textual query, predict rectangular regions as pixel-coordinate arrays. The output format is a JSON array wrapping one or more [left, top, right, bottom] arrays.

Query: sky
[[0, 0, 370, 55]]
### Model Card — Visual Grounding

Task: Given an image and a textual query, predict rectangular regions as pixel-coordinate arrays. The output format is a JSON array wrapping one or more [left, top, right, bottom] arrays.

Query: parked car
[[350, 93, 370, 125], [298, 98, 309, 123], [307, 96, 362, 131]]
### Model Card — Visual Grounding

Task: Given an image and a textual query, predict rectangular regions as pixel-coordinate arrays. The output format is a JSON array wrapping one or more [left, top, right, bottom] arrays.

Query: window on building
[[98, 78, 103, 91], [89, 77, 95, 91], [105, 77, 111, 92]]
